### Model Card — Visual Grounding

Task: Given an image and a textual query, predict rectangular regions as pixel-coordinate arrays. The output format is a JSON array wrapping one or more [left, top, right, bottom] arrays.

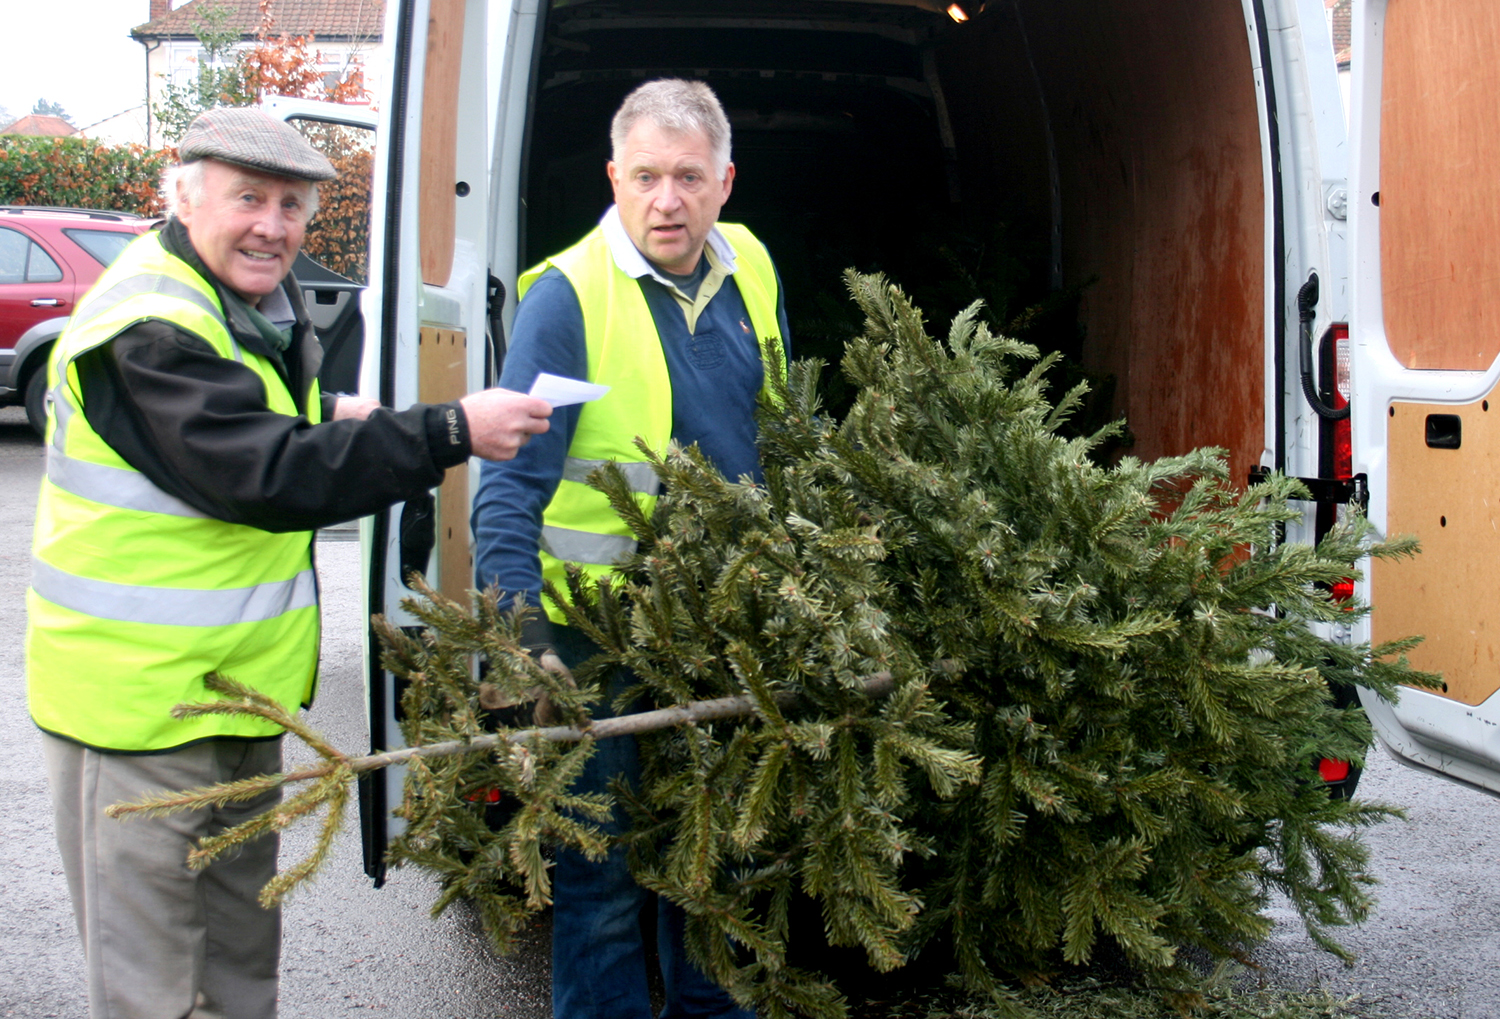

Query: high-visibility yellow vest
[[517, 222, 784, 624], [26, 230, 322, 752]]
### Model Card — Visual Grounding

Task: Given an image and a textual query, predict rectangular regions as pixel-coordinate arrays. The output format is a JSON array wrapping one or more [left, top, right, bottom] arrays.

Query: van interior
[[518, 0, 1268, 481]]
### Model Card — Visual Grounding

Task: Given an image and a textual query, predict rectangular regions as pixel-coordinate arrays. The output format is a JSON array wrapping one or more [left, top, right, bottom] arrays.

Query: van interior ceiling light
[[947, 4, 969, 22]]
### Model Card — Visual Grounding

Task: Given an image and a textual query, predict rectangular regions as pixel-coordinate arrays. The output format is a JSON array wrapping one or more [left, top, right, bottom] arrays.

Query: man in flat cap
[[26, 107, 552, 1018]]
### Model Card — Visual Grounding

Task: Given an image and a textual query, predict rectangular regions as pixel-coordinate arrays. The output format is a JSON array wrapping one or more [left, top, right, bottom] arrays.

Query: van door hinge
[[1248, 467, 1368, 510]]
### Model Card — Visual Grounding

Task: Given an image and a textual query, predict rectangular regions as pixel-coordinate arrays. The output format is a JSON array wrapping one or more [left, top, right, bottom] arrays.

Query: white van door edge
[[1348, 0, 1500, 796], [1251, 0, 1351, 505], [361, 0, 498, 883]]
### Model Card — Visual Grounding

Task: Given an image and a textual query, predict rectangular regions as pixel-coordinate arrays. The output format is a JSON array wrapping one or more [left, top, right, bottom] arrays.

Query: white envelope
[[528, 372, 610, 408]]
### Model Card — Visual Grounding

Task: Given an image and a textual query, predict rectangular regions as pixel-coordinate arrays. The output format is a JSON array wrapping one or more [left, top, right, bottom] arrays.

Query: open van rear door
[[263, 97, 378, 394], [1349, 0, 1500, 795], [359, 0, 498, 882]]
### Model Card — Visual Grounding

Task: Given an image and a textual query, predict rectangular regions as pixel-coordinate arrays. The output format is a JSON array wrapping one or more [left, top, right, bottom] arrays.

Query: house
[[132, 0, 385, 146], [1, 115, 79, 138], [1326, 0, 1351, 116]]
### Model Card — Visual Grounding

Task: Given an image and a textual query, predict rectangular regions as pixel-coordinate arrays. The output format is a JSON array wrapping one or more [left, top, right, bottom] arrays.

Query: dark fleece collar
[[158, 216, 322, 412], [158, 216, 312, 365]]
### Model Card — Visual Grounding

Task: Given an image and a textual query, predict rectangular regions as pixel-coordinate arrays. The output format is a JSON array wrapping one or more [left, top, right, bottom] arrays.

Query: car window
[[0, 227, 26, 284], [287, 117, 375, 286], [64, 228, 138, 268], [26, 242, 63, 283]]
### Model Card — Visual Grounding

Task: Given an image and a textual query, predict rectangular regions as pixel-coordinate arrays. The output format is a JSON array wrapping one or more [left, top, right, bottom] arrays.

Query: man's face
[[607, 120, 734, 275], [177, 160, 312, 305]]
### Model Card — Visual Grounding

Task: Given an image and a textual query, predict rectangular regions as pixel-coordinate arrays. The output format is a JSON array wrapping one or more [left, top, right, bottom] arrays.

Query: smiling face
[[607, 119, 734, 275], [176, 160, 313, 305]]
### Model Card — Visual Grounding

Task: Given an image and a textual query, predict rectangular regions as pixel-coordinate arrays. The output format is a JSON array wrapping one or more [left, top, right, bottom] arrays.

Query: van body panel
[[1376, 394, 1500, 708], [1349, 0, 1500, 793], [360, 0, 497, 879], [418, 0, 466, 288], [954, 0, 1268, 486], [486, 0, 545, 345], [363, 0, 1428, 873], [1377, 0, 1500, 372], [1271, 0, 1352, 494]]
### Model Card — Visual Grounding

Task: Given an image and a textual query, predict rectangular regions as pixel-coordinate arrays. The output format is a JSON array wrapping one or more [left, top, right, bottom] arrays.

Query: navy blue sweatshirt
[[471, 218, 789, 636]]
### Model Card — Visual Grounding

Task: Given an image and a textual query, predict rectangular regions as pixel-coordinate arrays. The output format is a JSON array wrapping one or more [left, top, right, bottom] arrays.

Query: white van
[[328, 0, 1499, 882]]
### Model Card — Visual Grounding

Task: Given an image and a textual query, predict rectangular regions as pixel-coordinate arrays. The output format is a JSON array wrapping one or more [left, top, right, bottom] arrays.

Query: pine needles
[[109, 271, 1434, 1017], [510, 271, 1434, 1015]]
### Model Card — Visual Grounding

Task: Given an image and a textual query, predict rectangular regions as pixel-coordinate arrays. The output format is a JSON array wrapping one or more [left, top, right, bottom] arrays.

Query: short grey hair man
[[610, 78, 733, 180]]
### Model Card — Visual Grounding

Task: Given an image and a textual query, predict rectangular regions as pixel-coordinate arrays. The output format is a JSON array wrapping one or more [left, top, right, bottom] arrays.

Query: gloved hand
[[533, 650, 577, 726]]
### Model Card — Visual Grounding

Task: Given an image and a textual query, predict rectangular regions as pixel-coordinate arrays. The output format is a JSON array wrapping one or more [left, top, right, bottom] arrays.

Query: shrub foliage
[[0, 137, 173, 215], [381, 273, 1433, 1018]]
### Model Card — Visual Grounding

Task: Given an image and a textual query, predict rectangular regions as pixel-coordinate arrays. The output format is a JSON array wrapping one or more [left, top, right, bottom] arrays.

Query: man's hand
[[534, 650, 577, 727], [332, 395, 381, 421], [460, 389, 553, 461]]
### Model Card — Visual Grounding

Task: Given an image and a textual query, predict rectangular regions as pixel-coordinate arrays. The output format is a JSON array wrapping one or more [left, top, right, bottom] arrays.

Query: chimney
[[150, 0, 170, 21]]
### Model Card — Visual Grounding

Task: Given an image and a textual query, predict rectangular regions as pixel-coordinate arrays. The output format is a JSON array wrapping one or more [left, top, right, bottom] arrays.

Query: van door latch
[[1248, 467, 1368, 509]]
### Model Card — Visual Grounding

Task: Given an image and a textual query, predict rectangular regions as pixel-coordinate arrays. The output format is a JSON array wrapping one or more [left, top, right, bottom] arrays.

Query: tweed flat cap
[[179, 107, 336, 181]]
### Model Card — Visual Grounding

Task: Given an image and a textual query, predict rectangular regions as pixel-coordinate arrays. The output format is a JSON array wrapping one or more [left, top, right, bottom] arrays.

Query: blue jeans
[[549, 626, 752, 1019]]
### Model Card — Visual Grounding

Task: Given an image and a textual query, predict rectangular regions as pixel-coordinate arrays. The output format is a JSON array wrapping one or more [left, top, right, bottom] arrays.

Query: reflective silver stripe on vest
[[72, 273, 226, 335], [47, 449, 209, 518], [540, 526, 637, 566], [562, 457, 661, 497], [32, 557, 316, 627], [49, 383, 72, 452]]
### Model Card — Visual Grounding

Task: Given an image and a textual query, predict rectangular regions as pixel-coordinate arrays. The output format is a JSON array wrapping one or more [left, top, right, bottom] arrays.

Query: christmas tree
[[120, 272, 1431, 1018], [377, 272, 1430, 1017]]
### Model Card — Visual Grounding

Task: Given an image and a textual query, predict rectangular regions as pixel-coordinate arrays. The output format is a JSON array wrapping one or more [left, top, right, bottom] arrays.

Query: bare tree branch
[[278, 672, 896, 785]]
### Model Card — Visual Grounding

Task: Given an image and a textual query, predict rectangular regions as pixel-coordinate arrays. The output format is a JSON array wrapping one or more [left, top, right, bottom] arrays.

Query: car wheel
[[24, 365, 49, 437]]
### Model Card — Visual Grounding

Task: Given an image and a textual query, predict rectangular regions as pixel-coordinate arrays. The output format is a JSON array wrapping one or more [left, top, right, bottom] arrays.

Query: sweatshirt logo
[[444, 406, 462, 445], [688, 333, 726, 370]]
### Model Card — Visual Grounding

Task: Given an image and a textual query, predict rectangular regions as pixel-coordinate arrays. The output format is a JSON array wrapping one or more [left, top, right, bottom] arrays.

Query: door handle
[[30, 298, 61, 307], [398, 491, 436, 588]]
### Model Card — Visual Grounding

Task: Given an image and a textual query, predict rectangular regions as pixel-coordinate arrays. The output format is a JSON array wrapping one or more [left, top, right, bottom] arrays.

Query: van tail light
[[1331, 324, 1351, 479], [1319, 757, 1351, 783], [1314, 325, 1357, 609]]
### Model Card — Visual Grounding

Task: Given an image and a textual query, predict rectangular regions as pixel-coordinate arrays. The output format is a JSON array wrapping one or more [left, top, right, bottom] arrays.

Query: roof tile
[[1, 114, 79, 137], [1330, 0, 1351, 53], [133, 0, 384, 42]]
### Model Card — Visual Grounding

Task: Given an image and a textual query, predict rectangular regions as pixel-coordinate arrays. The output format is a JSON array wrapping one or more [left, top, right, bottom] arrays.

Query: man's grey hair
[[610, 79, 732, 180], [160, 160, 320, 219]]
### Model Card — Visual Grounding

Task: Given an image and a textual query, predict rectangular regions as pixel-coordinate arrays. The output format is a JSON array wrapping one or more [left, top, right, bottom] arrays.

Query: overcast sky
[[1, 2, 151, 129]]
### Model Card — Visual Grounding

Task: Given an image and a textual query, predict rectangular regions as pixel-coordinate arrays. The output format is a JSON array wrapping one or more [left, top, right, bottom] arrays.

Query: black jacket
[[74, 219, 470, 533]]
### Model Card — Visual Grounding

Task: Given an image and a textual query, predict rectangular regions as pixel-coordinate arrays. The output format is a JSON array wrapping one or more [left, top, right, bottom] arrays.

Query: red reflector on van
[[1319, 757, 1351, 782], [1330, 578, 1355, 602], [465, 787, 502, 803]]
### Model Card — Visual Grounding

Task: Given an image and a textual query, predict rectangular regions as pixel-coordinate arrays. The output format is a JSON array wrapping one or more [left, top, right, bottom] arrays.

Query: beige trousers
[[42, 732, 283, 1019]]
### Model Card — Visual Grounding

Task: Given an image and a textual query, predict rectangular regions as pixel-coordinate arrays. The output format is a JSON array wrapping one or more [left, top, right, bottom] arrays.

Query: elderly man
[[472, 79, 788, 1019], [26, 107, 551, 1019]]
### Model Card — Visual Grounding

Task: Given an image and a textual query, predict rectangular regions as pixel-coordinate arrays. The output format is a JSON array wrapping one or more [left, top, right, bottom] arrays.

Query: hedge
[[0, 136, 174, 216], [0, 132, 373, 284]]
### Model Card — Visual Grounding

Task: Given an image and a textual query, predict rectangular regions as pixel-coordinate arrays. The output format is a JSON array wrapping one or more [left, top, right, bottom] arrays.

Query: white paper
[[528, 372, 610, 408]]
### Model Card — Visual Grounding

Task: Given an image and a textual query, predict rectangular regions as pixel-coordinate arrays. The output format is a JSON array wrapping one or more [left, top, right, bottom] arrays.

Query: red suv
[[0, 207, 155, 435]]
